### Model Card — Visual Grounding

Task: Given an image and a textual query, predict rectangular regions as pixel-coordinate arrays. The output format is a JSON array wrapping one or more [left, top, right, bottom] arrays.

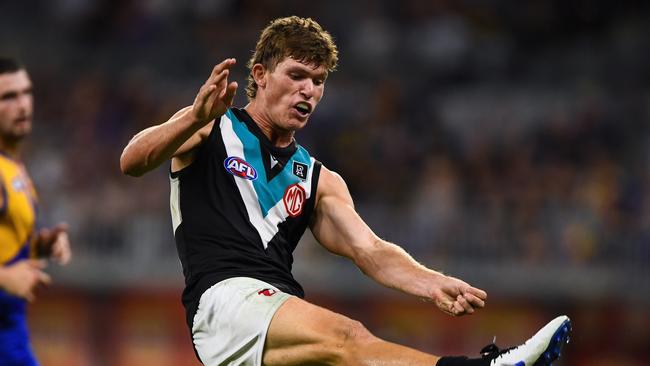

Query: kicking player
[[0, 57, 72, 365], [121, 16, 570, 366]]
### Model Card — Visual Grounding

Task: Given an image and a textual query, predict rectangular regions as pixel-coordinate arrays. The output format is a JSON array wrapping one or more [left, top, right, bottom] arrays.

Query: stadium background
[[1, 0, 649, 365]]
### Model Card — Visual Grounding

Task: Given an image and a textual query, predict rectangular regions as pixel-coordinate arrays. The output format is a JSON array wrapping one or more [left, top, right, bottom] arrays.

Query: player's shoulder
[[224, 106, 247, 124], [319, 165, 344, 184], [315, 165, 352, 204], [0, 153, 19, 174]]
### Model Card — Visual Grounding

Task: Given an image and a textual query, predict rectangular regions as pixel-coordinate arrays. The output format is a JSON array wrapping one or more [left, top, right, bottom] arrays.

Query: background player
[[0, 57, 72, 366]]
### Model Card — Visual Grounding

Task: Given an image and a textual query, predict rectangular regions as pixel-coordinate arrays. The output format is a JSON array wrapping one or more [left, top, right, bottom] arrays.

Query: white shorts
[[192, 277, 293, 366]]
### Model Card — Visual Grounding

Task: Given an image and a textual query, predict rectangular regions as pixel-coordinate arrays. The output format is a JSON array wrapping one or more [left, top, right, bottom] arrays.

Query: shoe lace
[[480, 343, 517, 360]]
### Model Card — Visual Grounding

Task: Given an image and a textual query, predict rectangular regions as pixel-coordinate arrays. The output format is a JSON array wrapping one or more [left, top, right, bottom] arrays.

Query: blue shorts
[[0, 291, 38, 366]]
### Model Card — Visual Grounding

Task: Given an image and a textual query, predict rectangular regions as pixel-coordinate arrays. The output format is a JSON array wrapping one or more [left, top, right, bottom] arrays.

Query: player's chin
[[12, 123, 32, 137], [286, 117, 309, 131], [8, 130, 29, 141]]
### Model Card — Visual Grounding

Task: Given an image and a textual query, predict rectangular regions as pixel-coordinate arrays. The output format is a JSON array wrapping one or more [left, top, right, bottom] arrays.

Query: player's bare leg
[[263, 297, 440, 365], [263, 297, 571, 366]]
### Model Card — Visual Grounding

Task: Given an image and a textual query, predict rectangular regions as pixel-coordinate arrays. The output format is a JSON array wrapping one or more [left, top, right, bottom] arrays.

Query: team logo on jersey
[[12, 177, 27, 191], [224, 156, 258, 180], [283, 183, 306, 217], [292, 161, 308, 181]]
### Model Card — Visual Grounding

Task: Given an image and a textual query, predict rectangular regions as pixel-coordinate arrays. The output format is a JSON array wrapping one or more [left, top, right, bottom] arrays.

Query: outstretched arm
[[310, 166, 487, 316], [120, 58, 238, 176]]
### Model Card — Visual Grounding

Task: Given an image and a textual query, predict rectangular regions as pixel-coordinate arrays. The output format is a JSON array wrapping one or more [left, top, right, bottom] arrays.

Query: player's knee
[[344, 319, 374, 344], [330, 319, 376, 364]]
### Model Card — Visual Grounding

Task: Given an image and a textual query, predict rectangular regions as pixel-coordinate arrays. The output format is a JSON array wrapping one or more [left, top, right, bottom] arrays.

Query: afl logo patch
[[224, 156, 258, 180], [283, 183, 306, 217]]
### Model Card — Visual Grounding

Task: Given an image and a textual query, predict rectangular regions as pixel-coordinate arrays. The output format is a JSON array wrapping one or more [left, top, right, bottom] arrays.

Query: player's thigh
[[263, 297, 376, 365]]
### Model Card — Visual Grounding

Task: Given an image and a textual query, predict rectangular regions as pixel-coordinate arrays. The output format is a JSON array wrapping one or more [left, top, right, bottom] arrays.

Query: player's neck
[[0, 139, 21, 160], [244, 103, 294, 148]]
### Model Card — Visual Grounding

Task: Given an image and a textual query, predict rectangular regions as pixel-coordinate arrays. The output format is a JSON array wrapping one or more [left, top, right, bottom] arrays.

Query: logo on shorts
[[283, 183, 306, 217], [292, 161, 308, 181], [224, 156, 258, 180], [258, 288, 277, 297]]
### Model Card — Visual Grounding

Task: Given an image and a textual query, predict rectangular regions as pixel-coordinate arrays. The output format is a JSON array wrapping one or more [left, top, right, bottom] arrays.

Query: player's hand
[[430, 275, 487, 316], [192, 58, 239, 125], [35, 222, 72, 265], [0, 259, 51, 302]]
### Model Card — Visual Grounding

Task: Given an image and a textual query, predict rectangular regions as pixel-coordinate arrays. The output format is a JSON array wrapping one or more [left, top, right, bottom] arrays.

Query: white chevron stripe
[[220, 114, 315, 249], [170, 175, 182, 233]]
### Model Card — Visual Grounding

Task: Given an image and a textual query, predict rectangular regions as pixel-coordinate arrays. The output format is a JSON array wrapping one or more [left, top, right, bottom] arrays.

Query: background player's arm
[[33, 222, 72, 265], [0, 260, 51, 302], [120, 58, 238, 176], [310, 167, 487, 316], [0, 176, 5, 214]]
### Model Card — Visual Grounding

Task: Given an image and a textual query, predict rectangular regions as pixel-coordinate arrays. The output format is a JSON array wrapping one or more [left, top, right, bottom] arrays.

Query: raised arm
[[120, 58, 238, 176], [310, 166, 488, 316]]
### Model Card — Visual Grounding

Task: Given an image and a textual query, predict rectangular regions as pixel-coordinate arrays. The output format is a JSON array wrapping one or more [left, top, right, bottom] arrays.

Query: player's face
[[0, 70, 33, 143], [263, 57, 327, 131]]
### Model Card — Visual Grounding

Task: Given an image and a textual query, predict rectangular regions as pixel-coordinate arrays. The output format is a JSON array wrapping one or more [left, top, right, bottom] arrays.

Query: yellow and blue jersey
[[0, 152, 40, 365], [0, 152, 38, 265]]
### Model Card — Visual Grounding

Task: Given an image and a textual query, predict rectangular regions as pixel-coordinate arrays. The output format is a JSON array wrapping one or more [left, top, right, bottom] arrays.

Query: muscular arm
[[120, 107, 212, 176], [310, 167, 487, 316], [120, 58, 238, 176]]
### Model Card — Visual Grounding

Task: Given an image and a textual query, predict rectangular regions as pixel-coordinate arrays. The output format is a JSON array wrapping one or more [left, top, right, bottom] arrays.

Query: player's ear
[[251, 64, 266, 89]]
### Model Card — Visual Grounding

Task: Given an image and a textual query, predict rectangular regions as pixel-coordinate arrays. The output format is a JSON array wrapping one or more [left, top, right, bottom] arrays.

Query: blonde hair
[[245, 16, 338, 100]]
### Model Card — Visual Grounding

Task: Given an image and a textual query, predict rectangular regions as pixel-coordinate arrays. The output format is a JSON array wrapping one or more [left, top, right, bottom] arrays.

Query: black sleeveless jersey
[[169, 108, 321, 327]]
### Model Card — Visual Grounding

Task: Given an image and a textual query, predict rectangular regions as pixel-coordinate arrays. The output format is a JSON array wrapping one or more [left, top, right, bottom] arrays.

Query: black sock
[[436, 356, 489, 366]]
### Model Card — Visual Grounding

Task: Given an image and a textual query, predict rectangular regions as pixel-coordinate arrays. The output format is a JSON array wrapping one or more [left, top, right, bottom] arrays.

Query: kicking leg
[[263, 296, 441, 365], [264, 297, 571, 366]]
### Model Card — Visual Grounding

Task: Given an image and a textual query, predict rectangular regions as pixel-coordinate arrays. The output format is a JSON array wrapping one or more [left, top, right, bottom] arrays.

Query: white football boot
[[483, 315, 572, 366]]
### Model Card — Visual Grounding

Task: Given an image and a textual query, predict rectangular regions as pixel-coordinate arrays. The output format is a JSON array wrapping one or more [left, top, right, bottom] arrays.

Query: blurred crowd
[[1, 0, 648, 296]]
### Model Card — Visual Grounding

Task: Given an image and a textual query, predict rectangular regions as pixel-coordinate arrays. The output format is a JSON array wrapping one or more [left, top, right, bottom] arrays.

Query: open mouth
[[294, 102, 312, 117]]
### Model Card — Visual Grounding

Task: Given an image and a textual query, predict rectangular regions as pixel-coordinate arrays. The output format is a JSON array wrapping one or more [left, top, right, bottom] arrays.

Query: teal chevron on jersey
[[227, 109, 312, 218]]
